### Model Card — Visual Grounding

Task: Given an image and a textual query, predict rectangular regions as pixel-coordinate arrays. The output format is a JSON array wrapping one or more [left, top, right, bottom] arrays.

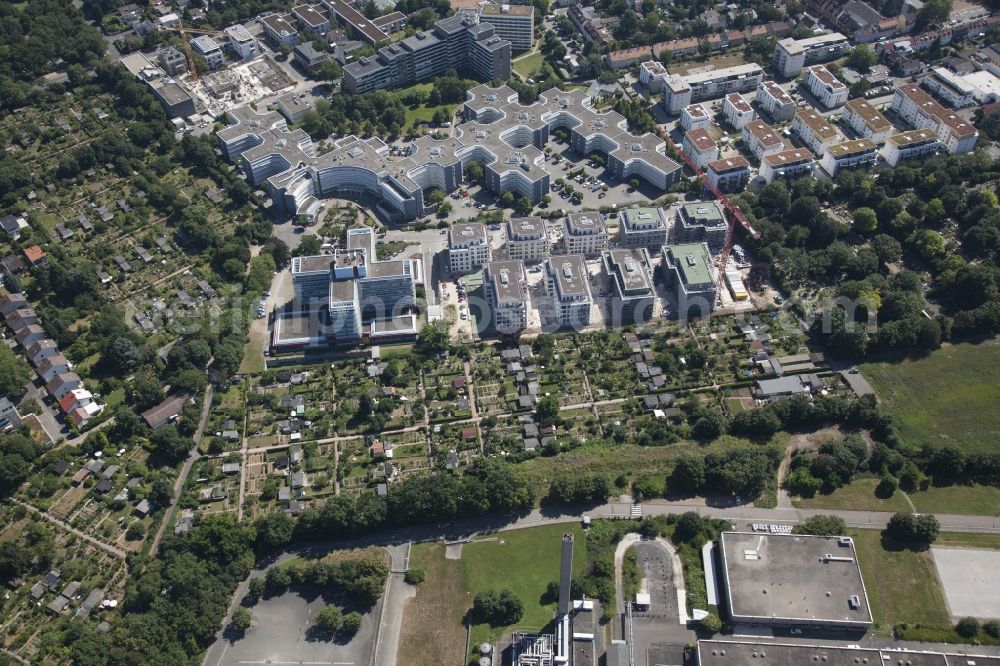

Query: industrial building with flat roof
[[717, 532, 873, 630], [697, 640, 1000, 666]]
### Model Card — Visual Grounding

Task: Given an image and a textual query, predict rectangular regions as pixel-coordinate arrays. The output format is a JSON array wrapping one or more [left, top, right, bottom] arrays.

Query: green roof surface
[[668, 243, 713, 285]]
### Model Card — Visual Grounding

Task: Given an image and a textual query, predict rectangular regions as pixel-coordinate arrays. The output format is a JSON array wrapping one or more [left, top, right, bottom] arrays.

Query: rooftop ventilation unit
[[686, 254, 697, 267], [562, 264, 572, 278], [500, 270, 509, 284], [624, 258, 636, 272]]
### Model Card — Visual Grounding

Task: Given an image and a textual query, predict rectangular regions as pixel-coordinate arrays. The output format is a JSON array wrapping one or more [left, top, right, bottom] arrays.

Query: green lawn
[[792, 478, 912, 512], [909, 484, 1000, 516], [862, 342, 1000, 453], [852, 528, 951, 633], [463, 523, 587, 646], [935, 531, 1000, 549], [513, 50, 545, 78]]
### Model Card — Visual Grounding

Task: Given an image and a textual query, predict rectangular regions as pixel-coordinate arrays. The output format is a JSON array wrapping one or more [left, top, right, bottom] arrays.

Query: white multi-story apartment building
[[639, 60, 669, 92], [563, 212, 608, 257], [922, 67, 976, 108], [680, 103, 711, 131], [892, 84, 978, 154], [756, 80, 796, 122], [742, 118, 783, 160], [545, 254, 592, 328], [618, 207, 668, 249], [662, 64, 764, 114], [261, 13, 299, 47], [760, 148, 815, 183], [723, 92, 755, 129], [225, 25, 261, 60], [682, 128, 719, 170], [820, 139, 878, 177], [880, 129, 939, 166], [707, 156, 751, 193], [479, 3, 534, 51], [448, 222, 491, 273], [506, 217, 549, 262], [190, 35, 225, 70], [803, 65, 848, 109], [793, 109, 842, 155], [292, 4, 331, 34], [485, 260, 528, 333], [842, 98, 893, 144], [772, 32, 849, 78]]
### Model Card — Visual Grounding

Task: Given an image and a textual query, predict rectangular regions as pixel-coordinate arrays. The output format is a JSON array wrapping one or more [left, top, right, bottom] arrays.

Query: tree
[[232, 607, 252, 632], [669, 455, 705, 495], [845, 45, 876, 71], [691, 409, 726, 442], [793, 515, 847, 536], [853, 207, 878, 234], [0, 344, 31, 400], [674, 512, 705, 543], [885, 512, 939, 548], [535, 394, 560, 426], [416, 320, 449, 356], [875, 474, 898, 498], [499, 191, 515, 207], [514, 195, 534, 217], [472, 589, 524, 626], [915, 0, 952, 30], [296, 234, 322, 256], [247, 577, 266, 602], [340, 611, 363, 636], [265, 566, 292, 591], [871, 234, 902, 265], [255, 512, 294, 552], [956, 616, 980, 638], [315, 605, 343, 632], [700, 613, 722, 633]]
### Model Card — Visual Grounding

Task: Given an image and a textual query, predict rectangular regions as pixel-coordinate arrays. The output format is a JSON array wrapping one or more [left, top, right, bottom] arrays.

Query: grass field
[[398, 524, 587, 664], [513, 50, 546, 78], [792, 478, 912, 512], [909, 484, 1000, 515], [862, 342, 1000, 453], [463, 523, 587, 646], [853, 528, 951, 633], [935, 531, 1000, 549]]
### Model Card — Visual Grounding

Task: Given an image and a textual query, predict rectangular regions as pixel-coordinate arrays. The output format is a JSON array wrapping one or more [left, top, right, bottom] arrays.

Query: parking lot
[[932, 547, 1000, 620], [211, 589, 380, 666]]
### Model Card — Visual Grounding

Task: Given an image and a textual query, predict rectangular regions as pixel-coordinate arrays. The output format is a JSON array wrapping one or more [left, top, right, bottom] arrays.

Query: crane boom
[[657, 126, 759, 306]]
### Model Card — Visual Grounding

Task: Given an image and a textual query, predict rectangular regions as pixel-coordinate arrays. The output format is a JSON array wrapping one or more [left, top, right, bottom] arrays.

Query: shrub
[[231, 607, 252, 632], [983, 620, 1000, 638], [701, 613, 722, 633], [472, 589, 524, 626], [316, 605, 343, 632], [341, 611, 363, 637], [956, 616, 980, 638], [404, 568, 425, 585]]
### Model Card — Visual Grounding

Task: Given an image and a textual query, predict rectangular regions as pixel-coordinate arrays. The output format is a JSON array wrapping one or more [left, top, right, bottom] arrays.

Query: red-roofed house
[[23, 245, 46, 267]]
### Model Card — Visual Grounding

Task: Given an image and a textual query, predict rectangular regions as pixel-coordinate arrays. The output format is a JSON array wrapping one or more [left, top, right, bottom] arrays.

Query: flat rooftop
[[487, 260, 525, 303], [806, 65, 846, 89], [708, 156, 750, 173], [292, 255, 333, 274], [796, 110, 839, 139], [684, 103, 709, 118], [826, 138, 877, 157], [507, 216, 545, 239], [565, 212, 606, 236], [685, 128, 716, 151], [480, 4, 534, 16], [745, 119, 782, 147], [763, 148, 814, 166], [683, 63, 763, 86], [719, 532, 873, 626], [607, 249, 652, 294], [548, 254, 590, 299], [845, 97, 892, 131], [679, 201, 725, 226], [726, 92, 753, 113], [698, 641, 1000, 666], [273, 310, 327, 346], [759, 80, 793, 105], [621, 207, 665, 231], [666, 243, 712, 285], [889, 128, 937, 146], [449, 222, 488, 247]]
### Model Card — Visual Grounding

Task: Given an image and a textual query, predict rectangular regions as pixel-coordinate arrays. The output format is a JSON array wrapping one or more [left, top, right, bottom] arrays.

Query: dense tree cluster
[[548, 474, 612, 504], [793, 514, 848, 536], [785, 434, 869, 497], [262, 555, 389, 608], [0, 433, 44, 497], [885, 512, 940, 548], [472, 589, 524, 626], [737, 155, 1000, 357]]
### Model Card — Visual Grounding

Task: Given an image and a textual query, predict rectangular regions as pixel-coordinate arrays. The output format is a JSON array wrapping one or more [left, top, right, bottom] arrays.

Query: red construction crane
[[658, 127, 759, 305]]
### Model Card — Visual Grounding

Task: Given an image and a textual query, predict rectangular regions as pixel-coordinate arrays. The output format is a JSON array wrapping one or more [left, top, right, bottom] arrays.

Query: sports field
[[862, 342, 1000, 453]]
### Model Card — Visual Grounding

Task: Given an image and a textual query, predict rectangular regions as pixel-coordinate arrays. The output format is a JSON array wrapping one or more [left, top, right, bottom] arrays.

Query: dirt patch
[[444, 542, 464, 559], [397, 542, 469, 666]]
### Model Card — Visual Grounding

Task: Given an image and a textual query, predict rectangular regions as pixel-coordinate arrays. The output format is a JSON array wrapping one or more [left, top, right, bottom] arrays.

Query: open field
[[513, 50, 546, 78], [398, 524, 587, 664], [792, 478, 912, 512], [397, 542, 469, 666], [463, 523, 587, 646], [909, 484, 1000, 516], [862, 342, 1000, 453], [853, 529, 951, 633]]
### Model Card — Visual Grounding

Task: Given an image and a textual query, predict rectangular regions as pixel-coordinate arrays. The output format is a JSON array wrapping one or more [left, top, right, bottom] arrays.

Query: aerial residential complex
[[505, 217, 550, 262], [661, 64, 765, 114], [217, 85, 680, 223], [544, 254, 593, 329], [803, 64, 849, 109], [755, 80, 797, 121], [673, 201, 728, 253], [563, 212, 609, 257], [478, 3, 534, 51], [282, 227, 417, 349], [662, 242, 717, 319], [343, 12, 511, 94], [772, 32, 850, 77], [618, 207, 669, 249]]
